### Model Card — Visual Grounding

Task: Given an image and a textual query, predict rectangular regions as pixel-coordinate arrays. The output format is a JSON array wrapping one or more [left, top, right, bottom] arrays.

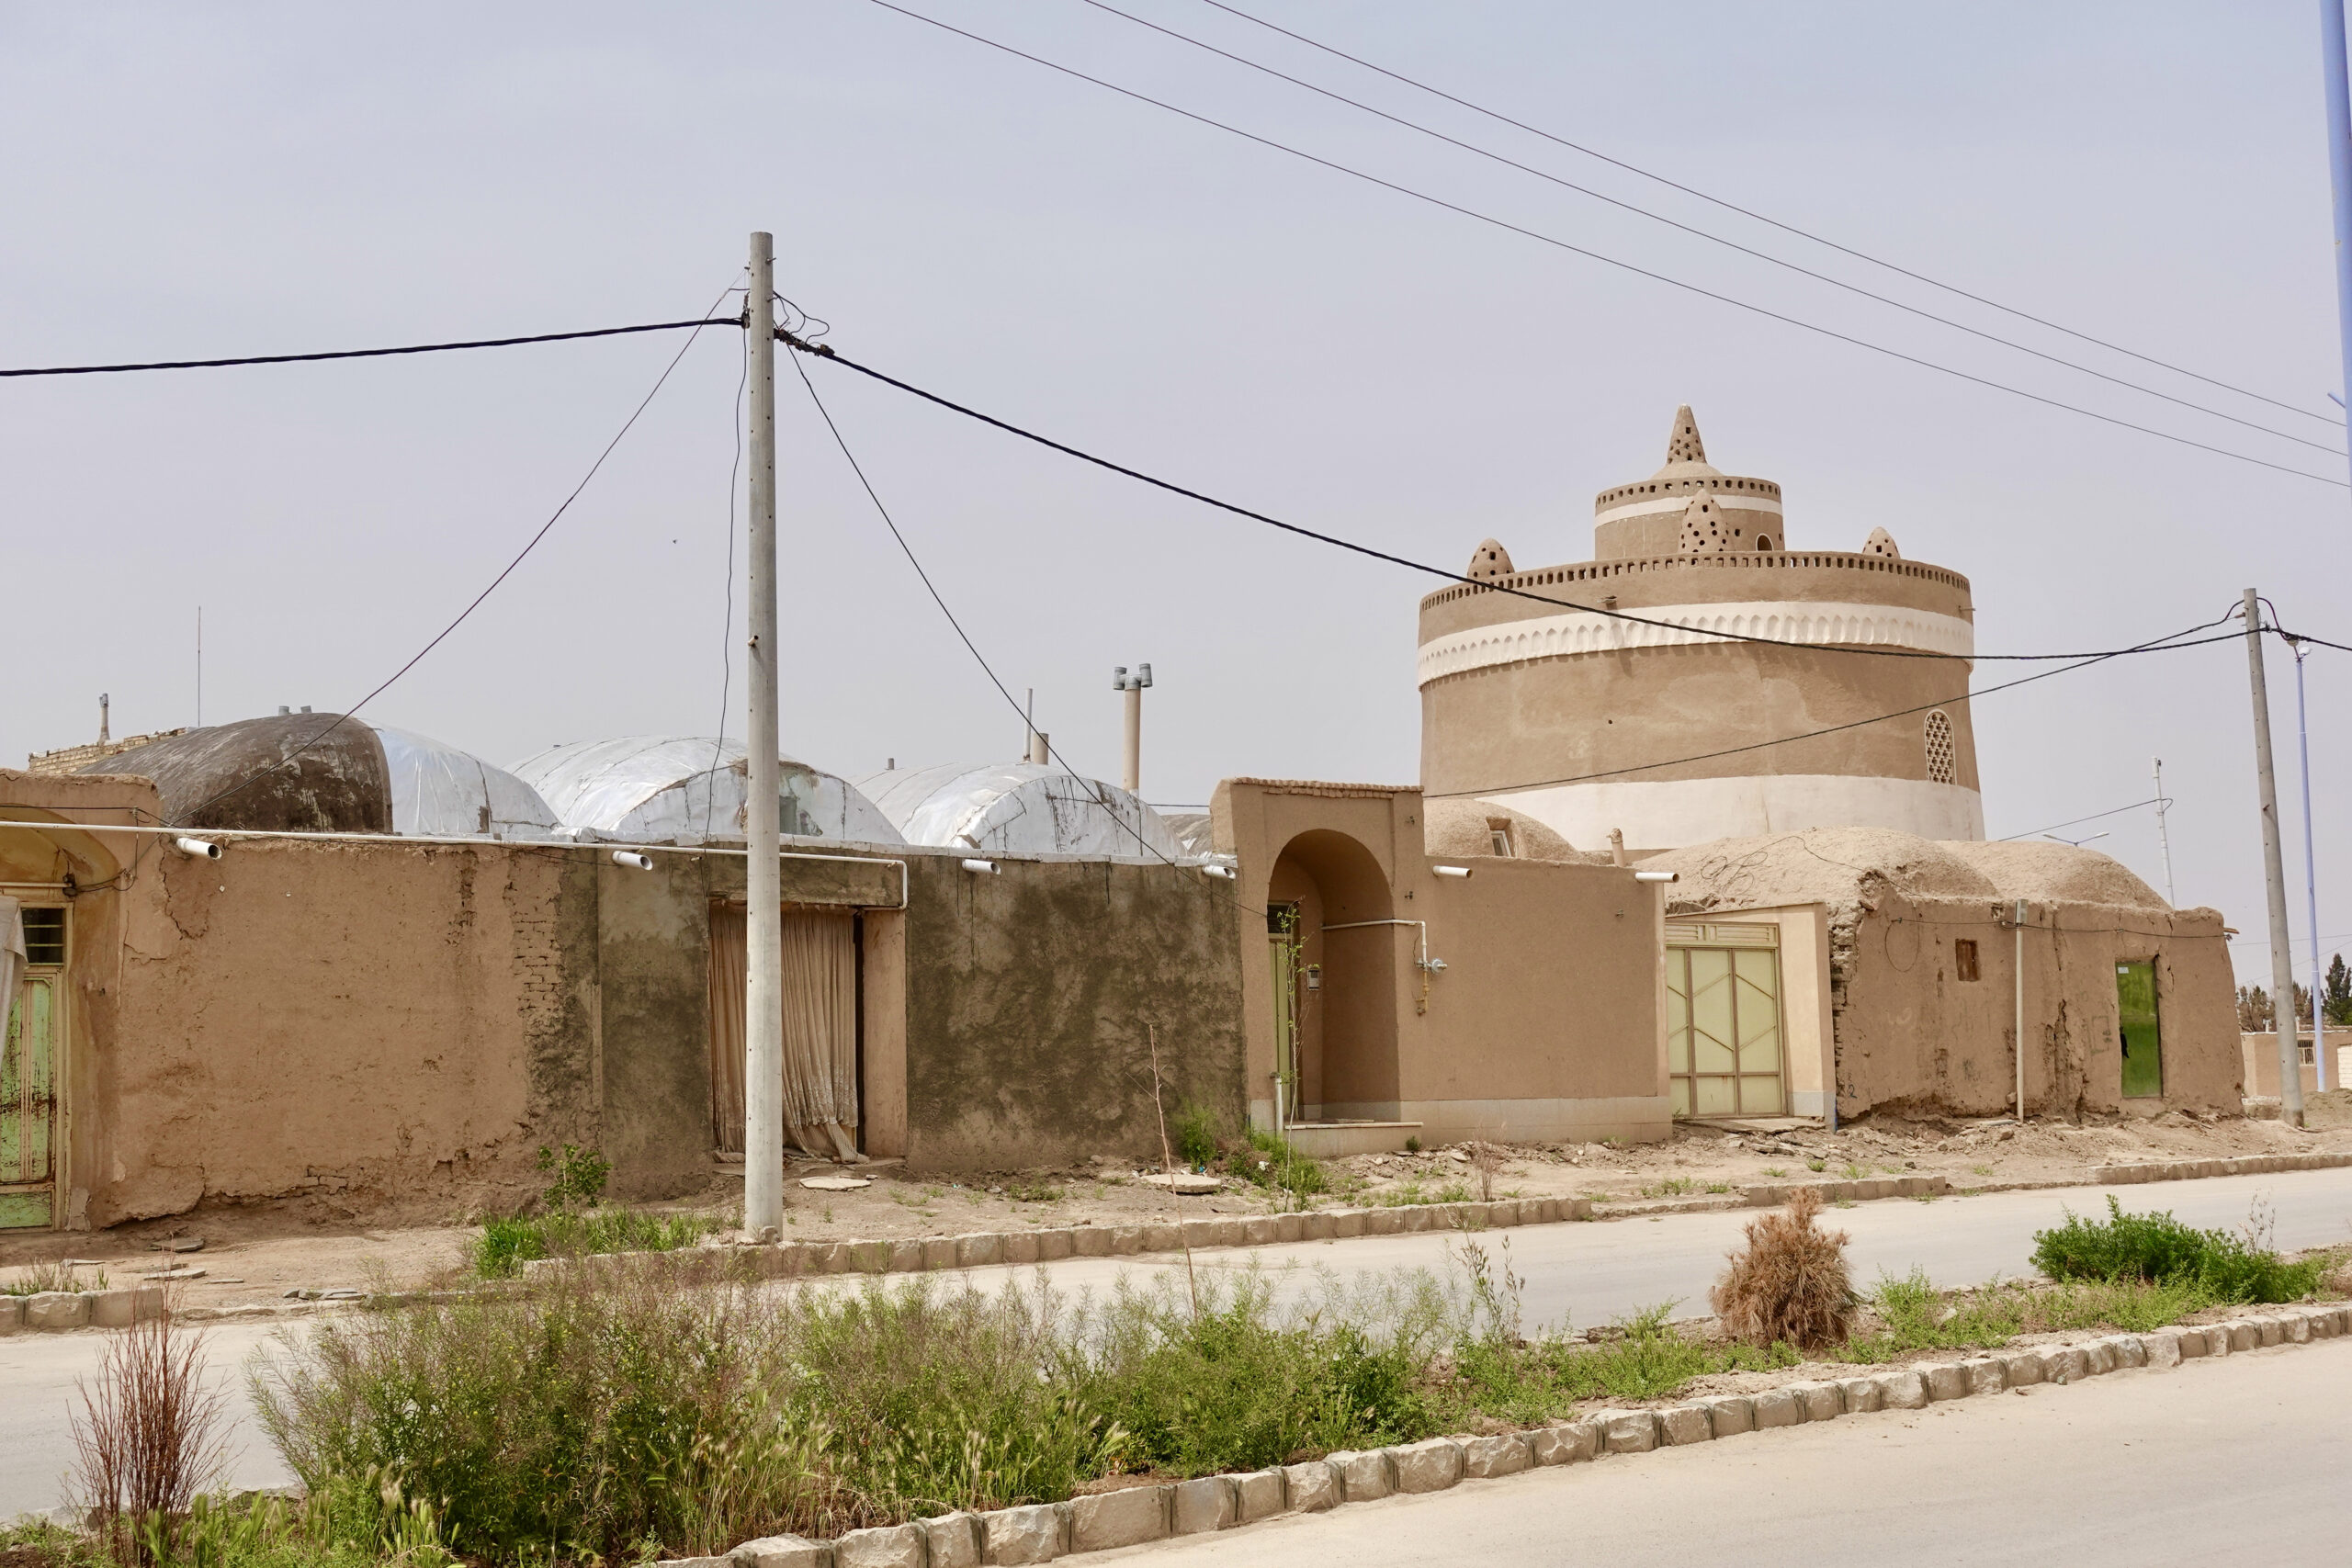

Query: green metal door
[[2117, 960, 2163, 1100], [2, 971, 57, 1228], [1666, 926, 1786, 1118]]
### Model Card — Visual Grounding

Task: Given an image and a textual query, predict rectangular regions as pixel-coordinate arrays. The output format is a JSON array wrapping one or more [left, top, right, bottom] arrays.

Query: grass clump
[[1172, 1105, 1219, 1170], [1083, 1273, 1434, 1475], [1711, 1188, 1855, 1350], [5, 1259, 107, 1295], [1838, 1269, 2026, 1362], [471, 1142, 718, 1280], [2030, 1197, 2324, 1303], [473, 1209, 717, 1280], [254, 1258, 1453, 1562]]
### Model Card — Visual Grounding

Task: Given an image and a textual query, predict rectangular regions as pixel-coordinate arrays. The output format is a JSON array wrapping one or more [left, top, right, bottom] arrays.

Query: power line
[[1192, 0, 2339, 431], [859, 0, 2346, 489], [786, 330, 2287, 666], [1077, 0, 2343, 460], [173, 295, 741, 827], [784, 322, 1225, 887], [0, 318, 737, 378], [1995, 797, 2163, 842], [1421, 615, 2241, 798]]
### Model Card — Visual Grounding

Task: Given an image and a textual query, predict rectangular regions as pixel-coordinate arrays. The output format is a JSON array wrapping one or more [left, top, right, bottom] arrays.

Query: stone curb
[[524, 1150, 2352, 1292], [0, 1286, 165, 1337], [655, 1303, 2351, 1568], [520, 1198, 1601, 1289], [25, 1153, 2343, 1336]]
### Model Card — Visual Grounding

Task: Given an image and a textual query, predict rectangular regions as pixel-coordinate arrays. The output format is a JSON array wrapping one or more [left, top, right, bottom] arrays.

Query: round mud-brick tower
[[1416, 407, 1982, 855]]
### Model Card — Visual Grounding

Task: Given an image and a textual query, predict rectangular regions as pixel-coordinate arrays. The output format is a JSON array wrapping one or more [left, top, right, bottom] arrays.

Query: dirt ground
[[6, 1098, 2350, 1308]]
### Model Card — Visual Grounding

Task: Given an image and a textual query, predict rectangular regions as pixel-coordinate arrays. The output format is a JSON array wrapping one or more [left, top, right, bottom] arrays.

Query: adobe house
[[1645, 829, 2241, 1120], [1, 756, 1243, 1233], [1211, 778, 1674, 1151]]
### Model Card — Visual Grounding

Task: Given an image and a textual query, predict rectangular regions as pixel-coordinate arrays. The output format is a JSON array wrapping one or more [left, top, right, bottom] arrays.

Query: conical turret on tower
[[1664, 405, 1707, 467], [1590, 405, 1781, 559]]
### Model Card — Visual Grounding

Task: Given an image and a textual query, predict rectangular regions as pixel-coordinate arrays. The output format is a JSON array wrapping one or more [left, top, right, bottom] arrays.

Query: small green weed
[[1404, 1136, 1423, 1154], [1761, 1167, 1789, 1178], [1805, 1159, 1826, 1173], [1704, 1182, 1731, 1194], [536, 1142, 611, 1213], [1007, 1179, 1065, 1203], [1174, 1105, 1220, 1169], [1839, 1163, 1867, 1180]]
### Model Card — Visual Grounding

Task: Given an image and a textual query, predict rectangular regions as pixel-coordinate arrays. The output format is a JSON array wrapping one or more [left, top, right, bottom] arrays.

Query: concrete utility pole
[[2290, 637, 2329, 1090], [2013, 898, 2028, 1122], [2152, 758, 2177, 908], [2244, 589, 2306, 1127], [1114, 662, 1152, 793], [2321, 0, 2352, 490], [744, 232, 786, 1235]]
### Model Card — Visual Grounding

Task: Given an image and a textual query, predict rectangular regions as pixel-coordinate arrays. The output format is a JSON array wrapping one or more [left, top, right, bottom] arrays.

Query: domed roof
[[1422, 797, 1596, 863], [80, 713, 562, 839], [855, 761, 1182, 860], [510, 737, 903, 846], [1864, 527, 1901, 558], [1644, 828, 2175, 913]]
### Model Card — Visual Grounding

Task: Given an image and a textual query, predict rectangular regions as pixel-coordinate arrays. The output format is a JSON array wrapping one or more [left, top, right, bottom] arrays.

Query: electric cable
[[0, 318, 738, 378], [858, 0, 2346, 488], [171, 290, 741, 828], [1192, 0, 2340, 430], [1077, 0, 2342, 458], [785, 330, 2276, 665], [707, 282, 754, 840], [783, 324, 1237, 891], [1421, 614, 2241, 798], [1995, 797, 2164, 842]]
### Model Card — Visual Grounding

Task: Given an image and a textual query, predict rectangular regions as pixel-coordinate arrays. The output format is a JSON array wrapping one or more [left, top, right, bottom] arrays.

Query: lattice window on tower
[[1924, 708, 1957, 784]]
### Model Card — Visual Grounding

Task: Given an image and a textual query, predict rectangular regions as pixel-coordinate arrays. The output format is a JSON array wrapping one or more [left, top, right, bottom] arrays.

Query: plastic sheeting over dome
[[510, 737, 903, 846], [80, 713, 562, 840], [855, 762, 1183, 860], [377, 727, 566, 839]]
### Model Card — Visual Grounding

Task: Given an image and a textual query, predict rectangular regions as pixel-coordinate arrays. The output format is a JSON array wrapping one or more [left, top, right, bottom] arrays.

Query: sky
[[2, 1, 2346, 987]]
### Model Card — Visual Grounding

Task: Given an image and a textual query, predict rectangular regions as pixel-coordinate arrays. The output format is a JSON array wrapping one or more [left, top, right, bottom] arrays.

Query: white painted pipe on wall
[[961, 858, 999, 874], [1432, 864, 1472, 878], [171, 837, 221, 860], [1634, 870, 1678, 883], [611, 851, 653, 871]]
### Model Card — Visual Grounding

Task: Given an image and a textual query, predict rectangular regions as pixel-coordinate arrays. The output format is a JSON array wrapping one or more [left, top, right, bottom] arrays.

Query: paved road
[[1100, 1335, 2352, 1567], [4, 1168, 2347, 1518]]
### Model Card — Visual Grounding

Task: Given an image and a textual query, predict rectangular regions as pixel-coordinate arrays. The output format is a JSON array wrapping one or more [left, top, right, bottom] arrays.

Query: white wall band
[[1417, 599, 1974, 686], [1476, 774, 1986, 852], [1595, 491, 1783, 525]]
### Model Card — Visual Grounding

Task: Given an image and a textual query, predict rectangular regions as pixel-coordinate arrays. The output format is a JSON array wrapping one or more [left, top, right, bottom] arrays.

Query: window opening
[[20, 908, 65, 966], [1954, 939, 1979, 982], [1924, 709, 1957, 784]]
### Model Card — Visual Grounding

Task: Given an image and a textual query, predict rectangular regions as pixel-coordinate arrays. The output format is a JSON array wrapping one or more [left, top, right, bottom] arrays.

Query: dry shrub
[[1711, 1187, 1854, 1350], [70, 1303, 229, 1562]]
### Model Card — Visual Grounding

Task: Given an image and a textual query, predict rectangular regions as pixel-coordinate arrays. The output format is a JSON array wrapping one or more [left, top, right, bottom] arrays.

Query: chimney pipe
[[98, 693, 110, 744]]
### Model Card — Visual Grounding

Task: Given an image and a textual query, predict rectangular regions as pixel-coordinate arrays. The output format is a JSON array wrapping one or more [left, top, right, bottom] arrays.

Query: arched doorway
[[1266, 829, 1399, 1123]]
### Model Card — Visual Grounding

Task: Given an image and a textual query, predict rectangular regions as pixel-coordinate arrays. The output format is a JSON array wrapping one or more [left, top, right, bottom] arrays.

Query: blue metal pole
[[2295, 642, 2328, 1089], [2326, 0, 2352, 439]]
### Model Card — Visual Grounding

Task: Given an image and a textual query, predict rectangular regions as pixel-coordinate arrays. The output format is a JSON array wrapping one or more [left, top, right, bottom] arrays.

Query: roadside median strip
[[649, 1303, 2348, 1568]]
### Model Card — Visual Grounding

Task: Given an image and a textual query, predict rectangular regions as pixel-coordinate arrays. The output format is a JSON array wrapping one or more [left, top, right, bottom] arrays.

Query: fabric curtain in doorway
[[781, 910, 859, 1160], [708, 906, 749, 1153], [707, 905, 860, 1160]]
